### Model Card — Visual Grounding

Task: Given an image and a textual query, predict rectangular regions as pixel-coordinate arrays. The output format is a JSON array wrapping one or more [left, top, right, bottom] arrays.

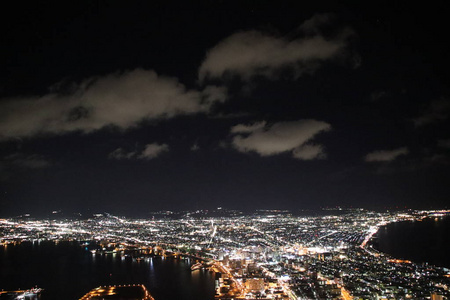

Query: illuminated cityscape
[[1, 209, 449, 299], [80, 284, 154, 300], [1, 2, 450, 299]]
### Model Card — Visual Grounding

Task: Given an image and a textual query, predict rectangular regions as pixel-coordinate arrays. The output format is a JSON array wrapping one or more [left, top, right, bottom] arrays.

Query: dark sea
[[374, 216, 450, 268], [0, 241, 215, 300]]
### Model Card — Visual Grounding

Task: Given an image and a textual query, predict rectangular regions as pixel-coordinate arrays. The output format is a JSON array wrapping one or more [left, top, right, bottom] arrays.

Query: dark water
[[0, 241, 215, 300], [374, 216, 450, 268]]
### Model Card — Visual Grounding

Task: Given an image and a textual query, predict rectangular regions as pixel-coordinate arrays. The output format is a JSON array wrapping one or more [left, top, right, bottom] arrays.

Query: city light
[[1, 209, 449, 299]]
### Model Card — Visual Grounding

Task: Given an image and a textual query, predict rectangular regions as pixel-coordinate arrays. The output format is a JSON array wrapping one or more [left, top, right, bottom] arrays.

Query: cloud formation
[[413, 98, 450, 127], [369, 90, 389, 102], [230, 121, 266, 134], [298, 13, 335, 34], [293, 144, 326, 160], [0, 152, 52, 170], [230, 120, 331, 159], [0, 153, 51, 181], [109, 143, 168, 160], [190, 143, 200, 151], [199, 14, 354, 81], [2, 153, 51, 169], [364, 147, 409, 162], [0, 69, 223, 140], [108, 148, 137, 160], [139, 143, 169, 159]]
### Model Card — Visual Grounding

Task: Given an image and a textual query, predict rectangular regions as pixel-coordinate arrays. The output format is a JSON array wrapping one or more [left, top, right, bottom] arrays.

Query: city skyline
[[1, 2, 449, 217], [1, 208, 450, 299]]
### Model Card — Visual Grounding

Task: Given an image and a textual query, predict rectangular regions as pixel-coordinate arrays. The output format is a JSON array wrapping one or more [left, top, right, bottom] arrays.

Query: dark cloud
[[424, 153, 450, 165], [108, 148, 137, 160], [413, 98, 450, 127], [3, 153, 51, 169], [208, 112, 252, 119], [190, 143, 200, 151], [230, 120, 331, 159], [438, 139, 450, 149], [369, 90, 390, 102], [364, 147, 409, 162], [109, 143, 169, 160], [298, 13, 336, 35], [199, 14, 355, 82], [0, 153, 51, 180]]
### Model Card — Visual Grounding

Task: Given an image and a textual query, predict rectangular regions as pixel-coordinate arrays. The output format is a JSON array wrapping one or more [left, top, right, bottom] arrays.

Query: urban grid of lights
[[1, 208, 450, 299]]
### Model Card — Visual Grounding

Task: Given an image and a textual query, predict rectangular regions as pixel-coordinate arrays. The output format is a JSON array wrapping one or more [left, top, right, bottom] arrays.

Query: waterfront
[[0, 241, 215, 300], [374, 216, 450, 269], [1, 210, 450, 299]]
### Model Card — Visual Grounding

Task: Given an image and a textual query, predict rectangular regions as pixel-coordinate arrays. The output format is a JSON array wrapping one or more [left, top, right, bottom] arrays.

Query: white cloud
[[230, 121, 266, 133], [138, 143, 169, 160], [230, 120, 331, 158], [201, 85, 228, 105], [364, 147, 409, 162], [199, 14, 354, 81], [293, 144, 326, 160], [0, 69, 220, 140]]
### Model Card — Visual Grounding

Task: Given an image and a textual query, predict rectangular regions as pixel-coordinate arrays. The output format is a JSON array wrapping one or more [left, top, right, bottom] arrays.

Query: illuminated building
[[79, 284, 154, 300]]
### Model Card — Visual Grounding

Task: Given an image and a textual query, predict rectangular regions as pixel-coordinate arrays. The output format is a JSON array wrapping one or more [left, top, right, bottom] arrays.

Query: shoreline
[[364, 215, 450, 269]]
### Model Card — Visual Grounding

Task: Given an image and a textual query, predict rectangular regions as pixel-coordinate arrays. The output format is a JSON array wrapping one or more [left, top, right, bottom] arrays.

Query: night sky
[[1, 2, 449, 217]]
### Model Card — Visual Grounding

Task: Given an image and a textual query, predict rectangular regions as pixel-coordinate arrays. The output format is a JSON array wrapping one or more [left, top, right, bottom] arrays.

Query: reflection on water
[[0, 241, 215, 300], [374, 216, 450, 268]]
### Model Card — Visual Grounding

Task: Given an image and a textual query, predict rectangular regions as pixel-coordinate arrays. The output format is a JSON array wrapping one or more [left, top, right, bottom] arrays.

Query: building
[[79, 284, 154, 300]]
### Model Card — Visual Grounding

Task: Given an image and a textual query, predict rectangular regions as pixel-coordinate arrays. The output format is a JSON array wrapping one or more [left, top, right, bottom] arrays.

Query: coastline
[[364, 215, 450, 269]]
